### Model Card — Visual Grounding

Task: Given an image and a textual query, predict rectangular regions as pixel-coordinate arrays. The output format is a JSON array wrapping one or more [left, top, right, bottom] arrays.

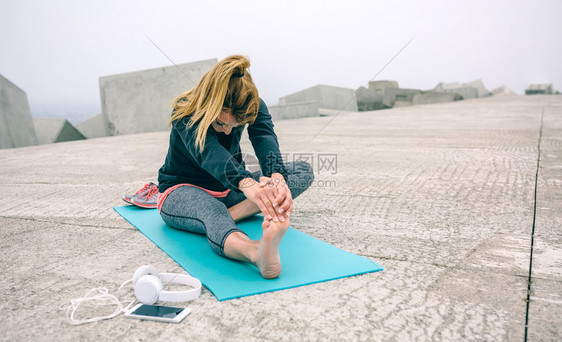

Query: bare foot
[[254, 218, 289, 279]]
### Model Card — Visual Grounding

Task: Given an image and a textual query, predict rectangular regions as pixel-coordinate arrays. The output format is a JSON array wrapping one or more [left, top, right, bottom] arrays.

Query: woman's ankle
[[223, 231, 258, 264]]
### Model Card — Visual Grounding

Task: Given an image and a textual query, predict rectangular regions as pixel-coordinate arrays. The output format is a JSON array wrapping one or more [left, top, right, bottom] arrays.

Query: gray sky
[[1, 0, 560, 123]]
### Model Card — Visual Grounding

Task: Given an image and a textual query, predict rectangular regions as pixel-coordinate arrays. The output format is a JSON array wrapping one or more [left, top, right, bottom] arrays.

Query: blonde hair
[[170, 55, 260, 152]]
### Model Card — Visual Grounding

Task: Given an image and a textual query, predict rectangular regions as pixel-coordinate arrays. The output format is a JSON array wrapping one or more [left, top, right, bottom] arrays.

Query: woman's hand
[[239, 177, 286, 222], [259, 173, 293, 218]]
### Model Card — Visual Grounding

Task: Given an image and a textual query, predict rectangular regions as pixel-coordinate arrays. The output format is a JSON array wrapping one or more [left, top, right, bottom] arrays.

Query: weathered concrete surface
[[527, 97, 562, 341], [1, 95, 561, 341], [0, 74, 37, 149], [99, 59, 217, 136]]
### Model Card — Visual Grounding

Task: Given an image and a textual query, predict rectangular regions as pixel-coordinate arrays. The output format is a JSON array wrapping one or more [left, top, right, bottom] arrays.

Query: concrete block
[[0, 74, 37, 149], [99, 58, 218, 135], [355, 86, 389, 111], [368, 80, 399, 95], [463, 79, 490, 97], [433, 80, 488, 99], [526, 83, 553, 95], [450, 87, 478, 99], [412, 92, 459, 105], [393, 100, 413, 107], [75, 113, 109, 139], [268, 101, 320, 121], [278, 84, 358, 112], [491, 85, 517, 96], [434, 82, 478, 99], [433, 82, 460, 92], [384, 88, 422, 107], [33, 117, 86, 145], [389, 88, 422, 102], [382, 93, 395, 108]]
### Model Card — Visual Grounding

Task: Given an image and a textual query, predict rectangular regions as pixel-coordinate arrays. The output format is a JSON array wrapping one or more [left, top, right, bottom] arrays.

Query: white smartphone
[[124, 303, 192, 323]]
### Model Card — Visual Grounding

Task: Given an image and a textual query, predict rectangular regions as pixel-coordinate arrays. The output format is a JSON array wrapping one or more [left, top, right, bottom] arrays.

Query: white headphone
[[133, 265, 202, 305]]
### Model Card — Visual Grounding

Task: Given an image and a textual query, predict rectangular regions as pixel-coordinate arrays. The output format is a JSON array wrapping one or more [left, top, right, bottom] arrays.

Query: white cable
[[59, 279, 135, 325]]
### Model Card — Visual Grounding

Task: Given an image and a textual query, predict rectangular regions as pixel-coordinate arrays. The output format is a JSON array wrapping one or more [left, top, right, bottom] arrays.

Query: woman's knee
[[160, 211, 207, 235], [286, 161, 314, 197], [294, 160, 314, 177], [160, 211, 227, 255], [160, 185, 230, 232]]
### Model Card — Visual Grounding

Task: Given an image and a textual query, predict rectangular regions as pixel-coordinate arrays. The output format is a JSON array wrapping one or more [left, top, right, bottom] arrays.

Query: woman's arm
[[247, 99, 288, 181], [247, 100, 293, 218]]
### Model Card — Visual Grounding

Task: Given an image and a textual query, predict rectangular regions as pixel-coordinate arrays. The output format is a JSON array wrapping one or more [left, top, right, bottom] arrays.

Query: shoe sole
[[131, 199, 157, 209]]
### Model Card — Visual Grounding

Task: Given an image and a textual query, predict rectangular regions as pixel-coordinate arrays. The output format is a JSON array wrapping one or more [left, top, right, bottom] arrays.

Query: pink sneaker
[[131, 184, 159, 209], [122, 182, 157, 205]]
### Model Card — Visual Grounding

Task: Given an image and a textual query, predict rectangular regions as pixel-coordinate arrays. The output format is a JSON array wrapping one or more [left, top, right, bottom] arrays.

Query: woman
[[157, 55, 314, 279]]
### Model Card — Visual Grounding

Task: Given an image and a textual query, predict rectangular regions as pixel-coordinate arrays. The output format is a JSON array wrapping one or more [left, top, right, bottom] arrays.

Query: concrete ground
[[1, 95, 561, 341]]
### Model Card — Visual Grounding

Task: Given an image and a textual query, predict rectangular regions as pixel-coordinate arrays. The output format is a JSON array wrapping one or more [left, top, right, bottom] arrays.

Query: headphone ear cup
[[133, 265, 159, 285], [134, 275, 163, 305]]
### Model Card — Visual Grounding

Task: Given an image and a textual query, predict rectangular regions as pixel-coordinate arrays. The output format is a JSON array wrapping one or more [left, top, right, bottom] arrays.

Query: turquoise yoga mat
[[114, 206, 383, 301]]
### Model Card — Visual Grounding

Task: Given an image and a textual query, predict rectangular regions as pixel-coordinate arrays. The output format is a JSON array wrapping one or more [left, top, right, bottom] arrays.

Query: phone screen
[[131, 304, 185, 319]]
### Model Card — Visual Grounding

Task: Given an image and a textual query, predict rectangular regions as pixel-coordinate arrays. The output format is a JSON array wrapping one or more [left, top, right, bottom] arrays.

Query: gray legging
[[159, 161, 314, 256]]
